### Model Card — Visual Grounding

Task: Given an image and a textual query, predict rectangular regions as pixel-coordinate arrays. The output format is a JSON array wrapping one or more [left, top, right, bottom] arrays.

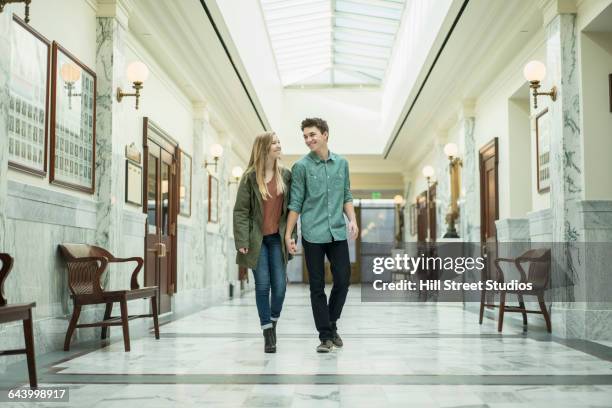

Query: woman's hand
[[239, 248, 249, 254]]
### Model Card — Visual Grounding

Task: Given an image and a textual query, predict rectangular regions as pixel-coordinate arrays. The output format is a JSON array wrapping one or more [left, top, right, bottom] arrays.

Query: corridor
[[3, 285, 612, 407]]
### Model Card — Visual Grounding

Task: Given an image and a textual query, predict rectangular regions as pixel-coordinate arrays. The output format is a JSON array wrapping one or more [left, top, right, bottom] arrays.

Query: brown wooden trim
[[8, 14, 51, 177], [609, 73, 612, 113], [178, 149, 192, 217], [143, 117, 178, 154], [535, 108, 550, 194], [479, 137, 499, 243], [49, 41, 96, 194]]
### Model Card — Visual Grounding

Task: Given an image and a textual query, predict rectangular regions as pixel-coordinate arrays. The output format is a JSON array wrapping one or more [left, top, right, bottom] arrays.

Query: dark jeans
[[302, 238, 351, 341], [252, 233, 287, 329]]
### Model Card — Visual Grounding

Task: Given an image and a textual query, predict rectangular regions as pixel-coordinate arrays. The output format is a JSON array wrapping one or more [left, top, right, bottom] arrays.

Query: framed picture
[[49, 41, 96, 193], [125, 161, 142, 206], [8, 15, 51, 176], [208, 174, 219, 223], [410, 203, 417, 236], [535, 108, 550, 193], [179, 150, 192, 217]]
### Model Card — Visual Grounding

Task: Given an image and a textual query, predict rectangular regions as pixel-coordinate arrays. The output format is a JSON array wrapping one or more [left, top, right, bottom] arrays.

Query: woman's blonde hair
[[245, 131, 286, 200]]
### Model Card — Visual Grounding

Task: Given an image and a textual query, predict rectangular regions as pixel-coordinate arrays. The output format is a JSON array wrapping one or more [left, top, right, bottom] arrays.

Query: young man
[[285, 117, 358, 353]]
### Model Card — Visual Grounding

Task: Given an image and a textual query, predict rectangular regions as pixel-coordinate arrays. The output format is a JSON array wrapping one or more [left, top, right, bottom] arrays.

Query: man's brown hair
[[301, 117, 329, 135]]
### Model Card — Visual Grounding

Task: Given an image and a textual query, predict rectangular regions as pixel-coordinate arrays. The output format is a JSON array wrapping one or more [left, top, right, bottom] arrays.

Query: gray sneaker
[[332, 330, 343, 348], [316, 340, 334, 353]]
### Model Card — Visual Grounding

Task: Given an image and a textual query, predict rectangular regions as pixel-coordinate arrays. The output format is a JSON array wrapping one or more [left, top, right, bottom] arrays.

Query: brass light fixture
[[0, 0, 31, 23], [443, 142, 462, 238], [60, 62, 81, 110], [523, 60, 557, 109], [204, 143, 224, 173], [116, 61, 149, 109], [228, 166, 243, 186], [422, 165, 435, 242]]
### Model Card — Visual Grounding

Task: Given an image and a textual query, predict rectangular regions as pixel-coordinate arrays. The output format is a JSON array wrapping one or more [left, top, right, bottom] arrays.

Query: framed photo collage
[[8, 14, 96, 194]]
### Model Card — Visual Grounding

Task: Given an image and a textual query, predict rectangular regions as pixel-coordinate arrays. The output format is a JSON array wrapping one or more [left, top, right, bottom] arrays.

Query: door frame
[[478, 137, 499, 243], [142, 117, 179, 300]]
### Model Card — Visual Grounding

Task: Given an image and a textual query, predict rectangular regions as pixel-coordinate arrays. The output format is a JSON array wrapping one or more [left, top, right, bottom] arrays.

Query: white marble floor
[[4, 284, 612, 407]]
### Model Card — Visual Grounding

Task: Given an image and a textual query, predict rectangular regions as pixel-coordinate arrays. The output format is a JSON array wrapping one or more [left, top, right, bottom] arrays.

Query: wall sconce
[[116, 61, 149, 109], [523, 60, 557, 109], [0, 0, 31, 23], [443, 142, 462, 238], [60, 62, 81, 110], [228, 166, 243, 185], [422, 165, 435, 242], [204, 143, 223, 173]]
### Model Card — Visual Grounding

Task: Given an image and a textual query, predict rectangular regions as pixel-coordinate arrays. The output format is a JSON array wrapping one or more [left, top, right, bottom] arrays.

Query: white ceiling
[[259, 0, 406, 87]]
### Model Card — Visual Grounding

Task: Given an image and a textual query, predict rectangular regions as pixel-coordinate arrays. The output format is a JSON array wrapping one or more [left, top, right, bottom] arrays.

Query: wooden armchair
[[0, 253, 37, 388], [479, 248, 552, 333], [58, 244, 160, 352]]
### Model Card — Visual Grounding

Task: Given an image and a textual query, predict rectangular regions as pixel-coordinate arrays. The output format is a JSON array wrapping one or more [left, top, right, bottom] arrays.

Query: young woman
[[233, 132, 295, 353]]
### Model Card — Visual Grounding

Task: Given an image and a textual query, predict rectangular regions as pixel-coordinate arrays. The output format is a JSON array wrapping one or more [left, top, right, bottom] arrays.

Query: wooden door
[[479, 138, 499, 280], [143, 118, 178, 315]]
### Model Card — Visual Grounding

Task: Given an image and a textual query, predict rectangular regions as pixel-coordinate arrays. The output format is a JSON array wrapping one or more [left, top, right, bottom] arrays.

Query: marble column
[[543, 4, 589, 338], [192, 105, 209, 284], [433, 134, 450, 241], [95, 12, 128, 287], [458, 108, 477, 243], [0, 11, 10, 252]]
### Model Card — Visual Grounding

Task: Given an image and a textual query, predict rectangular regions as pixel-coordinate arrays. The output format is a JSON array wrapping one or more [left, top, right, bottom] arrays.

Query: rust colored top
[[262, 175, 284, 235]]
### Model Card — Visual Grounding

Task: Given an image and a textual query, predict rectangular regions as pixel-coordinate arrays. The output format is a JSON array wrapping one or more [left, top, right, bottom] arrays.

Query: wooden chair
[[58, 244, 160, 352], [0, 254, 37, 388], [479, 248, 552, 333]]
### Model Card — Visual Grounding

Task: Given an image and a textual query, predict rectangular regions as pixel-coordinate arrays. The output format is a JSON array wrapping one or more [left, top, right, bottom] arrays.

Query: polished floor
[[3, 284, 612, 407]]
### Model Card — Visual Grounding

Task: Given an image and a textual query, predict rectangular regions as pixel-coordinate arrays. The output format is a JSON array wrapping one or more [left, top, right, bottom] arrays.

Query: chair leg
[[538, 294, 552, 333], [151, 296, 160, 340], [23, 309, 37, 389], [101, 302, 113, 340], [120, 299, 130, 352], [479, 289, 486, 324], [64, 304, 81, 351], [517, 294, 528, 326], [498, 291, 506, 332]]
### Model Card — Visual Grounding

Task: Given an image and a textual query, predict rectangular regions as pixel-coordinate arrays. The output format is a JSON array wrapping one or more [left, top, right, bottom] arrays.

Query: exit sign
[[371, 192, 381, 199]]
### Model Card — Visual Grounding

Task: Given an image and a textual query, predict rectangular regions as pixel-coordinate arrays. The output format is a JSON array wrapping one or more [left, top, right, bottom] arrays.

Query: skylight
[[260, 0, 406, 87]]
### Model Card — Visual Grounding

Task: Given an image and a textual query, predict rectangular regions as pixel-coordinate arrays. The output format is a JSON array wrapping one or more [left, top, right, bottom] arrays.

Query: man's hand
[[238, 248, 249, 254], [348, 220, 359, 240], [285, 237, 297, 255]]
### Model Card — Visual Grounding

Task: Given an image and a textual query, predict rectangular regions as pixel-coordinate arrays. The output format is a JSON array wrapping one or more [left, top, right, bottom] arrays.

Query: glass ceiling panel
[[259, 0, 406, 86]]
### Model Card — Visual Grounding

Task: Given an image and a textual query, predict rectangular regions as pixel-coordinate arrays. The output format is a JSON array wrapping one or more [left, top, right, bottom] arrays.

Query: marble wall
[[0, 11, 246, 372]]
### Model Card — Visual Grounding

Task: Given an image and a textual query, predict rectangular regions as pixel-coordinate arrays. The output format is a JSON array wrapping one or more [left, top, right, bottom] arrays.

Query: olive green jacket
[[233, 168, 296, 269]]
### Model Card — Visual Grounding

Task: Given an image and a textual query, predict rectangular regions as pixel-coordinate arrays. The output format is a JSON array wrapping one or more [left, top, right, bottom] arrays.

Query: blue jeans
[[253, 233, 287, 329]]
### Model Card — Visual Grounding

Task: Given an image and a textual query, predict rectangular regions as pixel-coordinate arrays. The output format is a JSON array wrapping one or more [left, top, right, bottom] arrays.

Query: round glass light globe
[[231, 166, 243, 179], [210, 143, 224, 158], [393, 195, 404, 205], [126, 61, 149, 83], [523, 60, 546, 82], [444, 142, 459, 158], [422, 165, 435, 178], [60, 63, 81, 83]]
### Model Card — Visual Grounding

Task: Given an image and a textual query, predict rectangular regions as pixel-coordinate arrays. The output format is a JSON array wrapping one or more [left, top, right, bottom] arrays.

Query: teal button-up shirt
[[288, 151, 353, 243]]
